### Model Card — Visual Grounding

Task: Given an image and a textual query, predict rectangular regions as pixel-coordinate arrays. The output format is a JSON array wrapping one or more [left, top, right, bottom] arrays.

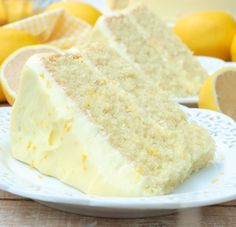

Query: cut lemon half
[[0, 45, 62, 105], [199, 66, 236, 120]]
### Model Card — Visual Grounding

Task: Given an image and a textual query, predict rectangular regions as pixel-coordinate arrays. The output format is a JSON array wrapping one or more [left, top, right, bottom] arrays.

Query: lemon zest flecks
[[64, 118, 74, 132], [82, 153, 87, 162], [27, 141, 36, 151], [82, 153, 87, 171], [40, 73, 45, 79], [135, 167, 144, 181], [85, 101, 91, 108], [43, 153, 49, 160], [27, 141, 33, 149], [48, 130, 55, 146], [146, 147, 160, 157]]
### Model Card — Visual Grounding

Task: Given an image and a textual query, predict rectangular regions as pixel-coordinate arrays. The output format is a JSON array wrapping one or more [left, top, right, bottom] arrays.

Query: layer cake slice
[[89, 5, 208, 98], [10, 43, 215, 197]]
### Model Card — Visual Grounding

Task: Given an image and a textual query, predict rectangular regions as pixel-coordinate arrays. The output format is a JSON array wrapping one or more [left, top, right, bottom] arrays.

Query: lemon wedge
[[199, 66, 236, 120], [0, 45, 62, 105]]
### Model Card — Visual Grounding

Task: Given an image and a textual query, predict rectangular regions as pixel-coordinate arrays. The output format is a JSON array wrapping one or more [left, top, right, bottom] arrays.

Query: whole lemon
[[46, 2, 102, 25], [0, 28, 40, 64], [174, 11, 236, 61]]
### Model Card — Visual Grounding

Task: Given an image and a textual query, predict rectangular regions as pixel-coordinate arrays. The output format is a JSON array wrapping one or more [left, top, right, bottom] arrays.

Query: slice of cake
[[88, 5, 208, 99], [10, 43, 215, 197], [106, 0, 236, 23]]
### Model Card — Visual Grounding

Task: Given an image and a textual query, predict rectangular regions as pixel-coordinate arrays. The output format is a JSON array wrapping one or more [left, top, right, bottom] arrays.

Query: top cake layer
[[89, 5, 208, 99]]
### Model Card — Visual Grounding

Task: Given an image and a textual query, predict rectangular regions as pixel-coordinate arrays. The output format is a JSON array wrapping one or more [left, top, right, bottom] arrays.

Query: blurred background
[[0, 0, 103, 25]]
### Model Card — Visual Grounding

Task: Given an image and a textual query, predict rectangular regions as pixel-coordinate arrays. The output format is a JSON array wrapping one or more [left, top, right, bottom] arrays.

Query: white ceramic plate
[[0, 107, 236, 218]]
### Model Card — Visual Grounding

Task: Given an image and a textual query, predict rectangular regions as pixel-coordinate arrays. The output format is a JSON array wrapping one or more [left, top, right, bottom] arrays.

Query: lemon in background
[[0, 0, 6, 25], [199, 66, 236, 120], [4, 0, 34, 23], [174, 11, 236, 61], [0, 28, 40, 64], [0, 84, 6, 102], [4, 0, 25, 23], [46, 1, 102, 25]]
